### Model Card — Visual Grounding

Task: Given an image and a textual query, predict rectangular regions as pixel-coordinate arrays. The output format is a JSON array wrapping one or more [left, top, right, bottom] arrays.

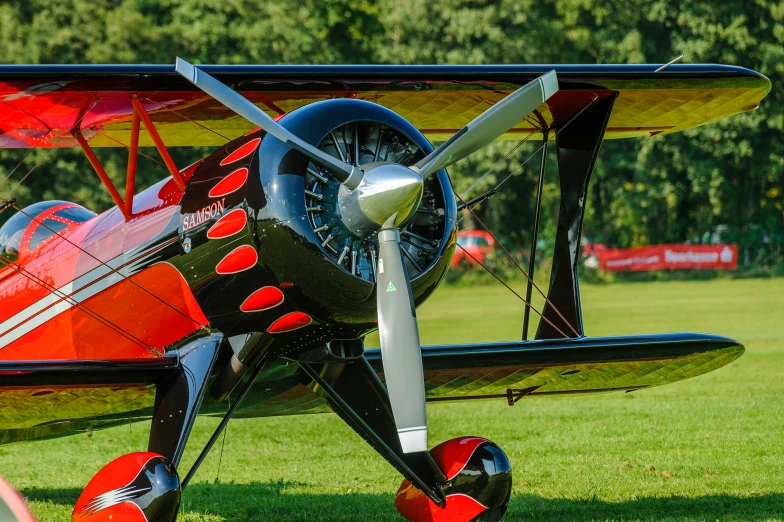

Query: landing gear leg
[[297, 346, 513, 521], [297, 346, 446, 506], [72, 334, 221, 522], [296, 344, 513, 520]]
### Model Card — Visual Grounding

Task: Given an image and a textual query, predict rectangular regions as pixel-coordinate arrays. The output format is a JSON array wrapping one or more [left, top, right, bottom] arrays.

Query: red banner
[[599, 244, 738, 272]]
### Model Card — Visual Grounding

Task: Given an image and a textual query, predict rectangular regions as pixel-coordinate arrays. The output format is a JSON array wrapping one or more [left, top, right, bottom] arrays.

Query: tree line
[[0, 0, 781, 273]]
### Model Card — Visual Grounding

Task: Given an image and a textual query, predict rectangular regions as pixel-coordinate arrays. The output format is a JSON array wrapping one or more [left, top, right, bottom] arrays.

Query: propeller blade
[[175, 58, 363, 189], [413, 70, 559, 180], [376, 227, 427, 453]]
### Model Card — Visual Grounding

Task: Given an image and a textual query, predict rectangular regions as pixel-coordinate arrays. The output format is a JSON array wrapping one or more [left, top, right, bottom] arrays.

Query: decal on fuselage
[[182, 198, 225, 232]]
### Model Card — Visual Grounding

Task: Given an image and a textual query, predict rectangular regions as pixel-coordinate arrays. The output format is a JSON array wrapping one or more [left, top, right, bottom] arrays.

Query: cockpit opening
[[0, 201, 96, 264]]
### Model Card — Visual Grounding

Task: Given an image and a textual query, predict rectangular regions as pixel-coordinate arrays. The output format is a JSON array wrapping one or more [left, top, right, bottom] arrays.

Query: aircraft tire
[[395, 437, 512, 522], [72, 452, 180, 521]]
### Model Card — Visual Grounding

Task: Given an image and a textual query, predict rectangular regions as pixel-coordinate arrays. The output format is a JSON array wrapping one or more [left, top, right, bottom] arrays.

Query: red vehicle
[[452, 230, 495, 267], [0, 60, 765, 522]]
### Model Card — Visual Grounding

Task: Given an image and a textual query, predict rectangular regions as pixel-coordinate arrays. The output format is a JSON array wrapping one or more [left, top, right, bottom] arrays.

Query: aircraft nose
[[360, 165, 424, 227], [338, 163, 424, 236]]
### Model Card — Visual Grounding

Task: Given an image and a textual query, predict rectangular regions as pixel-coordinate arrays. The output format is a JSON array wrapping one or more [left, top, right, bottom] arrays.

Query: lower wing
[[0, 332, 742, 444], [234, 332, 742, 416]]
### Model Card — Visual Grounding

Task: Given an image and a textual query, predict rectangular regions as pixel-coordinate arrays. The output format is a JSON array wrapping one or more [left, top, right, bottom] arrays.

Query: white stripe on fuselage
[[0, 243, 162, 348]]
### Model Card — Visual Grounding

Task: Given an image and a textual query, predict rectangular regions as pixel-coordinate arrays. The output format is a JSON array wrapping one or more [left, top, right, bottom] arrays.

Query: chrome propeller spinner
[[337, 162, 424, 237], [176, 58, 559, 454]]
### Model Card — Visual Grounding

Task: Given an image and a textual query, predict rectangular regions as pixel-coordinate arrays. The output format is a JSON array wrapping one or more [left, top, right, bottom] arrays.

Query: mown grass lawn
[[2, 278, 782, 521]]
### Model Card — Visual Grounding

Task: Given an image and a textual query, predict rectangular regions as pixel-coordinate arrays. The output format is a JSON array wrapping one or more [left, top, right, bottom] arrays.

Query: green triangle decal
[[386, 282, 397, 292]]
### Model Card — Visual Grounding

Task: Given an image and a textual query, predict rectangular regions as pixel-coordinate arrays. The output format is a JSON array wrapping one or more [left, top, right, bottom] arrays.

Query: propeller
[[376, 224, 427, 453], [412, 69, 558, 180], [361, 70, 558, 453], [175, 58, 559, 453], [174, 58, 363, 190]]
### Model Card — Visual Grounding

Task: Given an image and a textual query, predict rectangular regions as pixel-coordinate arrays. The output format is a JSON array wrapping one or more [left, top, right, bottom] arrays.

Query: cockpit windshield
[[0, 201, 96, 264]]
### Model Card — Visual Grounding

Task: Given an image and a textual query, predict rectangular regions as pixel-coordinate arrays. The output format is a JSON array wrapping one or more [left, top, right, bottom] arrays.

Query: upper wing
[[0, 64, 770, 148]]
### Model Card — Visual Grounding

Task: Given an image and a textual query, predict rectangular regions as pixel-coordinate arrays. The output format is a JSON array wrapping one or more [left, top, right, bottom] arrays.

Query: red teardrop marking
[[207, 209, 247, 239], [267, 312, 312, 334], [240, 286, 285, 312], [220, 138, 261, 166], [215, 245, 258, 274], [209, 167, 248, 198]]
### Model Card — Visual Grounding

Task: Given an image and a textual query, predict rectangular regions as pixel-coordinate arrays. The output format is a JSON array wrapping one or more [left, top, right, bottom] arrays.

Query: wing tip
[[540, 69, 559, 100], [174, 57, 196, 83]]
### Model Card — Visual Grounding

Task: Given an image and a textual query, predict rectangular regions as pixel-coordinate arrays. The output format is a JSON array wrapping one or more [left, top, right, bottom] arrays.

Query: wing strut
[[180, 361, 265, 489], [536, 94, 617, 339], [70, 98, 186, 221], [72, 131, 130, 220], [130, 97, 187, 190], [522, 129, 549, 340], [148, 333, 222, 467]]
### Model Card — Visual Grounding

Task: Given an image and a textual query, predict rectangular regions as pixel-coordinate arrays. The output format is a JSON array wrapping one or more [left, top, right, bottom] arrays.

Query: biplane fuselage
[[0, 99, 456, 365]]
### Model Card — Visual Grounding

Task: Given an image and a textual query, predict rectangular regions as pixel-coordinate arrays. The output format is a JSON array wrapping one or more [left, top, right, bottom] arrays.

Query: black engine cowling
[[178, 98, 457, 351], [253, 99, 457, 328]]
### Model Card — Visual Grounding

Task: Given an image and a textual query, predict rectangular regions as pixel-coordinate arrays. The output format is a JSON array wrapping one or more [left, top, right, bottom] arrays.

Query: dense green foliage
[[0, 0, 781, 271], [2, 278, 783, 521]]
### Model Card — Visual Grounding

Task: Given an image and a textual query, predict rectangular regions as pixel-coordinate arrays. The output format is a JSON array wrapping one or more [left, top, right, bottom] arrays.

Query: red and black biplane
[[0, 60, 770, 521]]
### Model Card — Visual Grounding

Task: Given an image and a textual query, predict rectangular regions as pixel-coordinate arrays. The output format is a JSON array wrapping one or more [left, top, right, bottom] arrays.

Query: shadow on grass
[[21, 482, 784, 521]]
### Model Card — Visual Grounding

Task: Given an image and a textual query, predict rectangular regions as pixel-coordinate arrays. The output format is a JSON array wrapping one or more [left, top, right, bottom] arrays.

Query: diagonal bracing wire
[[462, 204, 581, 338], [2, 148, 55, 198], [0, 98, 103, 197], [454, 243, 570, 339], [493, 96, 600, 192], [3, 202, 209, 331], [0, 99, 162, 353], [459, 127, 539, 200], [452, 96, 603, 338], [0, 147, 37, 191], [460, 96, 600, 200], [8, 202, 206, 327], [91, 130, 166, 167], [0, 100, 209, 336], [0, 256, 159, 356]]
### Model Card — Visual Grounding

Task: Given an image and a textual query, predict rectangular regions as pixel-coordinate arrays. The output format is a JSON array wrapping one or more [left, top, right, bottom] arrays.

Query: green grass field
[[2, 278, 782, 521]]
